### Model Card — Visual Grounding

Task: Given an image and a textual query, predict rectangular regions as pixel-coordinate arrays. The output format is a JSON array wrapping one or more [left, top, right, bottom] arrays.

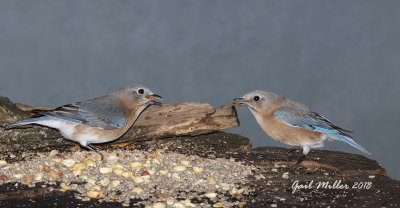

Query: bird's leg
[[289, 154, 306, 170], [289, 146, 310, 169], [286, 147, 300, 156], [82, 144, 99, 151], [295, 154, 306, 165]]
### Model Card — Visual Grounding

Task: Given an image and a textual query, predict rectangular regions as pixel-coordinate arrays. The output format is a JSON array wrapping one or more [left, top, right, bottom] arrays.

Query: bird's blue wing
[[274, 105, 370, 154], [79, 95, 127, 129], [274, 106, 339, 134], [33, 94, 127, 130]]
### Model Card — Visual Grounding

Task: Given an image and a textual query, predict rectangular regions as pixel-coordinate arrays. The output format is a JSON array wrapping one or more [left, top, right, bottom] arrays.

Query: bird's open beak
[[146, 94, 163, 105], [233, 97, 248, 109]]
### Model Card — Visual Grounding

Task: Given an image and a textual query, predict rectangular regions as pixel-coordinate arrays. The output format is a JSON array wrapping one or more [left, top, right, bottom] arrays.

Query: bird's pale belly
[[71, 124, 130, 144]]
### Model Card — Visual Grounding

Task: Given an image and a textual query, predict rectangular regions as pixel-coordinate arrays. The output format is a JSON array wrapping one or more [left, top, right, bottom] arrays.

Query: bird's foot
[[289, 154, 306, 171], [82, 144, 99, 151]]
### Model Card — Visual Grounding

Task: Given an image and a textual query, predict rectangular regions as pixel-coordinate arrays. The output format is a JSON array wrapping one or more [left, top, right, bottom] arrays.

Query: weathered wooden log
[[0, 96, 239, 152]]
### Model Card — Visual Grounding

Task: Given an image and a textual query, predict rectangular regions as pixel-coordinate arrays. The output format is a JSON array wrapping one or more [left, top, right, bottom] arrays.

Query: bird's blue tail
[[335, 134, 371, 155], [4, 116, 49, 130]]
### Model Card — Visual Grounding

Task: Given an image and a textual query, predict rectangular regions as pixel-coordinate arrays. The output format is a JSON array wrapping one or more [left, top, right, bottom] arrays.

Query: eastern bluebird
[[5, 85, 162, 151], [234, 90, 370, 163]]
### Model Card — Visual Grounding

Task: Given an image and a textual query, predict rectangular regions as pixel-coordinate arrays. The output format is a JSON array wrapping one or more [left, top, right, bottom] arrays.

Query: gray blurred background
[[0, 1, 399, 179]]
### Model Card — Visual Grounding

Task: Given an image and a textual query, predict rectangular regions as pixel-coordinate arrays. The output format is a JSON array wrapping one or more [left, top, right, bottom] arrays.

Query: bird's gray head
[[122, 84, 163, 105], [234, 90, 280, 112]]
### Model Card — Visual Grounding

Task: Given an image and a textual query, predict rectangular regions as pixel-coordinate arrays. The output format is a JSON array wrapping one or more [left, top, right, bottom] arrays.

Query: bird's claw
[[83, 144, 99, 151]]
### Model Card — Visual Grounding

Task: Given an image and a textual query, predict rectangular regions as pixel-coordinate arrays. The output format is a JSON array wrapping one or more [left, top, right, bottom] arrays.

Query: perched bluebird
[[234, 90, 370, 163], [5, 85, 162, 151]]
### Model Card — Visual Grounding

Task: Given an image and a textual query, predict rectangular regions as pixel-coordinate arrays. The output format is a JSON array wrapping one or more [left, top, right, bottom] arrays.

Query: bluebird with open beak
[[234, 90, 370, 165]]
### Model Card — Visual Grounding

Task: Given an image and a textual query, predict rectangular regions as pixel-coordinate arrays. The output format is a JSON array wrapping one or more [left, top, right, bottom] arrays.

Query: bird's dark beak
[[233, 97, 246, 108], [146, 94, 163, 105], [233, 97, 244, 102]]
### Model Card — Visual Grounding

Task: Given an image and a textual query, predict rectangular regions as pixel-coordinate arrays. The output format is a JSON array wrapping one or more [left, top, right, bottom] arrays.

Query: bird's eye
[[138, 89, 145, 94], [254, 96, 260, 101]]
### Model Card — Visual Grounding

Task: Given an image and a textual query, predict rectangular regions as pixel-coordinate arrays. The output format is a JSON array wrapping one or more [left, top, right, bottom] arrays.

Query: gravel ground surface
[[0, 149, 254, 208]]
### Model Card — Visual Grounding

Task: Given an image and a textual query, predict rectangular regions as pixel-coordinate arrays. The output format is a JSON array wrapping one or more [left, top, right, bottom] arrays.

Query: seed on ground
[[173, 165, 187, 172], [0, 160, 7, 166]]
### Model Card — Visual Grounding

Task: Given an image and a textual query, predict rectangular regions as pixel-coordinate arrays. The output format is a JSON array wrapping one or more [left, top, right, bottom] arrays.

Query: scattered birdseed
[[282, 172, 289, 179], [0, 149, 254, 207]]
